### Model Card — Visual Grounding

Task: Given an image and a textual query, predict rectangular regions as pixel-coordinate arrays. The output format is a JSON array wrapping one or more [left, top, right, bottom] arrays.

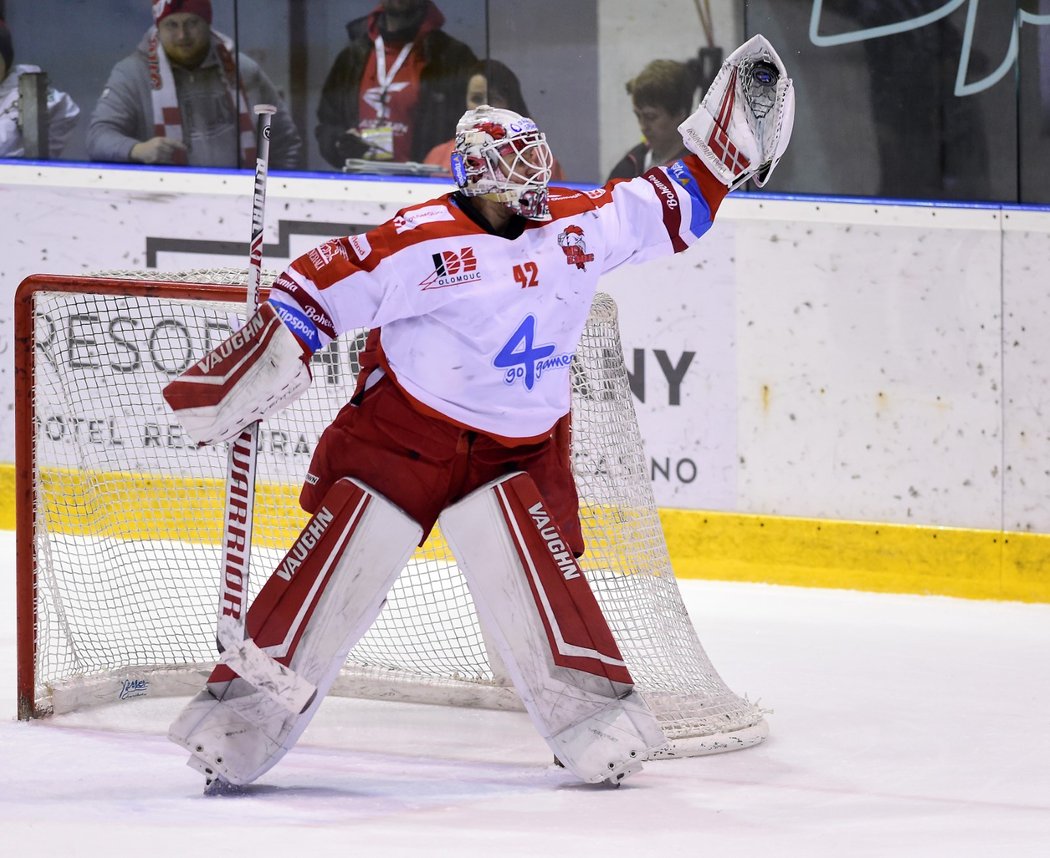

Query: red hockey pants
[[299, 375, 584, 554]]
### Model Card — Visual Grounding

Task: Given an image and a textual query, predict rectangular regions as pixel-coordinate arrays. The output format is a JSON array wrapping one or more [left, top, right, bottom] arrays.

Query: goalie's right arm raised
[[162, 300, 315, 446]]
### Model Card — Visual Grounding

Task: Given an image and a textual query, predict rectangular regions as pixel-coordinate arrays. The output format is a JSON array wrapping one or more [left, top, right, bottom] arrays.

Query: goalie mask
[[451, 106, 554, 222]]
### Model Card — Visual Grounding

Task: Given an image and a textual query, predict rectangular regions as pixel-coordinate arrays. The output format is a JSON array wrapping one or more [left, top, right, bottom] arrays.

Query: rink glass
[[0, 0, 1047, 203]]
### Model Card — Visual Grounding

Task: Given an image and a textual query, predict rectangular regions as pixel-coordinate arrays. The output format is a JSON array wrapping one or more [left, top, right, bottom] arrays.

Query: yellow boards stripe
[[661, 509, 1050, 603], [4, 465, 1047, 603]]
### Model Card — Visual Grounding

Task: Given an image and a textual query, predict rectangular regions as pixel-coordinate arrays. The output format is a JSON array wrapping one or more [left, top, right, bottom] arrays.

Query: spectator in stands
[[87, 0, 303, 169], [423, 59, 565, 180], [0, 18, 80, 158], [316, 0, 477, 167], [606, 59, 696, 181]]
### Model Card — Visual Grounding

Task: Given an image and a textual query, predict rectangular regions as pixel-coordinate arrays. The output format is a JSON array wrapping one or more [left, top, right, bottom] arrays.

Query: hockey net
[[15, 270, 767, 756]]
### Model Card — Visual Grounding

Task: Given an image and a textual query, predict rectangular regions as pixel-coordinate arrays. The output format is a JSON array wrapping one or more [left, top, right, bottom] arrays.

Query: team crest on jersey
[[308, 239, 350, 271], [420, 247, 481, 289], [557, 225, 595, 271]]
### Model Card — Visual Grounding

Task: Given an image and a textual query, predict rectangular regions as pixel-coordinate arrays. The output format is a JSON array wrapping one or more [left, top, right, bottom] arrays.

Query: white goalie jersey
[[268, 156, 728, 441]]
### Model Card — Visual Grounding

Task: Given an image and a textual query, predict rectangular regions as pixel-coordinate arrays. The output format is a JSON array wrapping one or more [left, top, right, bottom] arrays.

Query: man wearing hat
[[87, 0, 303, 169]]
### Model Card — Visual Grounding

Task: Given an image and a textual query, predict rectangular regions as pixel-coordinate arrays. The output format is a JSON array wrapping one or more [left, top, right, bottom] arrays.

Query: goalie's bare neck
[[472, 195, 515, 232], [454, 193, 526, 238]]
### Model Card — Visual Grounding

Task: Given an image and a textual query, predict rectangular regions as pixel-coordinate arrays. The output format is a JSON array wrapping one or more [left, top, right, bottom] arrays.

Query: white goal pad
[[440, 472, 668, 784], [169, 477, 422, 785]]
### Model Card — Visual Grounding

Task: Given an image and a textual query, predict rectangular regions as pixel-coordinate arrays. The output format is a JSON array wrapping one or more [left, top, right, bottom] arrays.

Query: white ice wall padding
[[25, 270, 766, 756], [1001, 210, 1050, 533], [724, 203, 1004, 530], [6, 163, 1050, 531]]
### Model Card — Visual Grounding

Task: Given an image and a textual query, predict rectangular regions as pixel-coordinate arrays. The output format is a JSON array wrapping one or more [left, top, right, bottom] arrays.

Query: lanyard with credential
[[373, 35, 414, 120]]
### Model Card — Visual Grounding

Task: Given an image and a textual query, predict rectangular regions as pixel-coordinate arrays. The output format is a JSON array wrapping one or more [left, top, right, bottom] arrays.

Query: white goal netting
[[19, 269, 766, 756]]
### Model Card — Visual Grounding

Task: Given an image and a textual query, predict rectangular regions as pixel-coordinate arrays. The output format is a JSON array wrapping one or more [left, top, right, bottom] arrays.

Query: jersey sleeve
[[266, 228, 416, 352], [594, 154, 729, 273]]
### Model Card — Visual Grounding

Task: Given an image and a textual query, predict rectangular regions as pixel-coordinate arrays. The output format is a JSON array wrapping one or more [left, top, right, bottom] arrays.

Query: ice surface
[[2, 530, 1048, 857]]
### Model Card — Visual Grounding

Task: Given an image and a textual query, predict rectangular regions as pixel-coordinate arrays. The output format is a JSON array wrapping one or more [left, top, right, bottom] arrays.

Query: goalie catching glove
[[679, 33, 795, 190], [163, 300, 314, 446]]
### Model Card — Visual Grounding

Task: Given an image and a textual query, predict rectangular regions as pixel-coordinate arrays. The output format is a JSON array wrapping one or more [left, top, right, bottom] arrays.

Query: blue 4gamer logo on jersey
[[495, 315, 572, 389]]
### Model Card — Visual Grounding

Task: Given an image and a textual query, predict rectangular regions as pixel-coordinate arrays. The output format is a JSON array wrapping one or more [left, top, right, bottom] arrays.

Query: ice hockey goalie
[[163, 34, 794, 792]]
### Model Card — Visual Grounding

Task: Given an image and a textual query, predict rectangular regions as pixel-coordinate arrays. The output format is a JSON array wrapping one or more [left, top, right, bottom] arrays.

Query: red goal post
[[15, 270, 767, 758]]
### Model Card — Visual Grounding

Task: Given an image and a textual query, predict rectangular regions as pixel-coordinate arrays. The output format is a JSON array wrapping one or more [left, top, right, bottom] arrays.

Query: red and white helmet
[[451, 106, 554, 221]]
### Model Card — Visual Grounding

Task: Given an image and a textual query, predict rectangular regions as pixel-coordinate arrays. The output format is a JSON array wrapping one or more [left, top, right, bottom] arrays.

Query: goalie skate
[[186, 753, 244, 796]]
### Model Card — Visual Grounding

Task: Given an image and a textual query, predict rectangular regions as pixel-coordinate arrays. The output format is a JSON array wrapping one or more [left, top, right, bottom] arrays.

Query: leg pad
[[169, 478, 422, 785], [439, 472, 668, 783]]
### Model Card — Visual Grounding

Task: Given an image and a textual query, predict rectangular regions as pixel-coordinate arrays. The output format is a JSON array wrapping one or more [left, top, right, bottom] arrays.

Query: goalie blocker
[[163, 300, 314, 446], [170, 473, 665, 788]]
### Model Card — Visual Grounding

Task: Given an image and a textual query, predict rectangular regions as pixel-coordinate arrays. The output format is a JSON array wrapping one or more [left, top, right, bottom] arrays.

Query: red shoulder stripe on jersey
[[576, 157, 728, 222], [542, 187, 604, 220], [367, 194, 487, 252], [292, 196, 482, 291]]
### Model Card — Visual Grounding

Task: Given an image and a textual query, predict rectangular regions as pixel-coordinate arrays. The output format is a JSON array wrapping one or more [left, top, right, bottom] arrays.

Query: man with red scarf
[[88, 0, 303, 169], [316, 0, 477, 167]]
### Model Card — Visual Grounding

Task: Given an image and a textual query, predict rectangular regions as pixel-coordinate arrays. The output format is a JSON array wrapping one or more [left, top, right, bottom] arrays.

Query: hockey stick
[[213, 105, 315, 714]]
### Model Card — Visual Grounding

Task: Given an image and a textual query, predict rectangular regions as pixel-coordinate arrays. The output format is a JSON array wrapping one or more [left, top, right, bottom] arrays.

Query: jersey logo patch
[[668, 159, 703, 199], [308, 239, 350, 271], [557, 225, 595, 271], [269, 300, 322, 352], [494, 315, 573, 390], [349, 233, 371, 260], [394, 205, 456, 234], [420, 247, 481, 289]]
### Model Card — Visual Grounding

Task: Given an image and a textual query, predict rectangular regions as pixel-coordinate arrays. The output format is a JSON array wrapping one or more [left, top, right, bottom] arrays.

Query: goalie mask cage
[[15, 271, 767, 757]]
